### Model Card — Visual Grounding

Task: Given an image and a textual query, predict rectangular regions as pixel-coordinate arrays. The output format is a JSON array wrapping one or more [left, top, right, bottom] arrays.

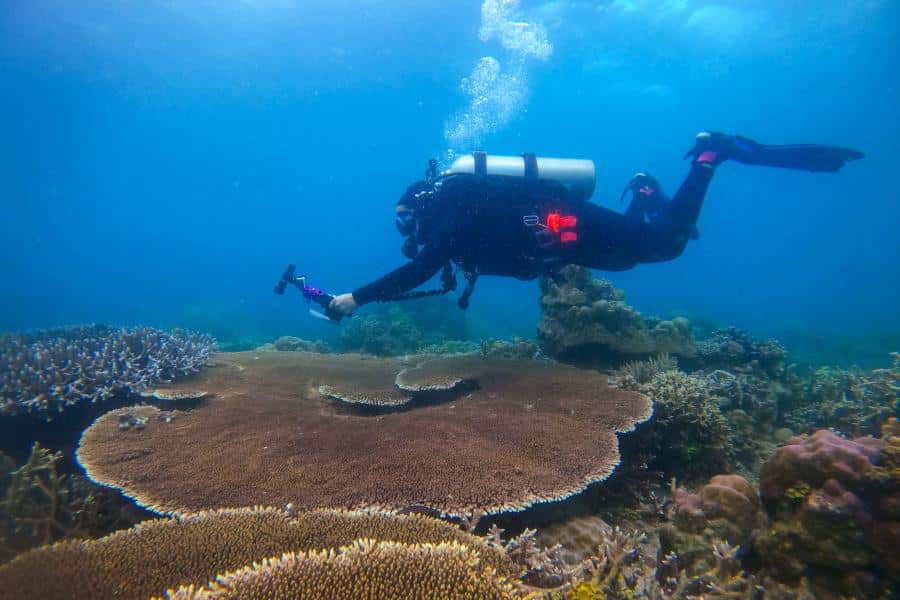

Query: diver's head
[[395, 180, 432, 236]]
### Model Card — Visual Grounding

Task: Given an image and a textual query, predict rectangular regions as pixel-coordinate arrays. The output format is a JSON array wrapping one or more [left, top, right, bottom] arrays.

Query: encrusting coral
[[538, 266, 695, 366], [166, 540, 522, 600], [0, 507, 520, 600], [76, 351, 651, 518], [0, 325, 216, 420]]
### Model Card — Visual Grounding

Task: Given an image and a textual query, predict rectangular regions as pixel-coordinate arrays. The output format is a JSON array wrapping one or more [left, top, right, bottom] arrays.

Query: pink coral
[[759, 430, 882, 500]]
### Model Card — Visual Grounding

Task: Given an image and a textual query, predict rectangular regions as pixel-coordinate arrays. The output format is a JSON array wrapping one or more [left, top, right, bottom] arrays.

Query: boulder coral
[[538, 266, 695, 366], [660, 475, 765, 575], [756, 420, 899, 579], [76, 351, 651, 518], [0, 507, 518, 600]]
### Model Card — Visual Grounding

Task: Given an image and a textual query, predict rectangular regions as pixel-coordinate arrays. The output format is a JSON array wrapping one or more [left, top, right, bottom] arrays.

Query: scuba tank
[[442, 152, 596, 202]]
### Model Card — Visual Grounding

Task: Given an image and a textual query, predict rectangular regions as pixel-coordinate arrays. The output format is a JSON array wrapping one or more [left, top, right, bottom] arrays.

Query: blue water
[[2, 1, 898, 365]]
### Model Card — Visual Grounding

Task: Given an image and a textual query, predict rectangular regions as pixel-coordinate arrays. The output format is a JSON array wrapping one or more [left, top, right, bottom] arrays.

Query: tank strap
[[473, 151, 488, 177], [522, 152, 538, 179]]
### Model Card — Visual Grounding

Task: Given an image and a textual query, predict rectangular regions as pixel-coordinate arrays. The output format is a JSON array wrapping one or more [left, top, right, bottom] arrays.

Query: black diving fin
[[684, 132, 864, 172]]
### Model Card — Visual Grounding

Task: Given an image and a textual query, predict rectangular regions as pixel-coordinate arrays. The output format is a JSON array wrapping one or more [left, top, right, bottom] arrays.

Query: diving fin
[[684, 132, 864, 172]]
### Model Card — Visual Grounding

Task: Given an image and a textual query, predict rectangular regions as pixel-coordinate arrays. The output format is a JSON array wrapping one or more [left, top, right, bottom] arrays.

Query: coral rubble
[[76, 351, 651, 517], [0, 325, 216, 420], [538, 266, 695, 366]]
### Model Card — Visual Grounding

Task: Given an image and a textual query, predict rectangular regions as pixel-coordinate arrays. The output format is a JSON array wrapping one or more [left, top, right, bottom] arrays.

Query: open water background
[[1, 0, 897, 366]]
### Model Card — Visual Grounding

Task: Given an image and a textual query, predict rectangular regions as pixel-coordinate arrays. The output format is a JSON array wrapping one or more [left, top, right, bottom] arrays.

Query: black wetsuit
[[352, 163, 714, 306]]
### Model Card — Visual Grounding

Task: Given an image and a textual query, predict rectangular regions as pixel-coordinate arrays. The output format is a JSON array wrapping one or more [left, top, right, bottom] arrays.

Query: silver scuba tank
[[443, 152, 596, 202]]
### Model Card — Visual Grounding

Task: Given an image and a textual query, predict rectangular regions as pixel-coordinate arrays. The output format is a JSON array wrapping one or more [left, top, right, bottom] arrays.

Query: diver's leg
[[684, 131, 864, 172], [572, 202, 686, 270], [669, 161, 715, 232]]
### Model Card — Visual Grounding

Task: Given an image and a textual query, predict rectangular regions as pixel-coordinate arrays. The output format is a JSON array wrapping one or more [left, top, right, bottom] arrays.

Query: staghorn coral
[[166, 540, 521, 600], [538, 266, 695, 366], [0, 442, 150, 563], [0, 443, 86, 560], [76, 352, 651, 518], [0, 507, 519, 600], [486, 524, 574, 588], [0, 325, 216, 420]]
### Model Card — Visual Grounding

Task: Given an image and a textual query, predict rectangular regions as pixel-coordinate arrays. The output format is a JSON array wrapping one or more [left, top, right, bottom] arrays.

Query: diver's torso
[[427, 174, 582, 279]]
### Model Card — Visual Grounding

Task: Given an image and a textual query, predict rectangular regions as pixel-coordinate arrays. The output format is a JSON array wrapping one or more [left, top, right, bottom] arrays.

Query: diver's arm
[[351, 242, 450, 306]]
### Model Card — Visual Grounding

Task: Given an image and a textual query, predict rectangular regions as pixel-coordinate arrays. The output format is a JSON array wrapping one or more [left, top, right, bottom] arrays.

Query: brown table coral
[[76, 351, 651, 517], [0, 507, 519, 600]]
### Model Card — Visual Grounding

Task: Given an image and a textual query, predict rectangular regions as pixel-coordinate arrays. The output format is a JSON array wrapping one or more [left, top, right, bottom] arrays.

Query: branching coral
[[696, 327, 786, 378], [614, 354, 678, 390], [782, 353, 899, 437], [0, 325, 216, 420], [0, 443, 90, 561], [485, 524, 573, 588], [643, 371, 734, 479]]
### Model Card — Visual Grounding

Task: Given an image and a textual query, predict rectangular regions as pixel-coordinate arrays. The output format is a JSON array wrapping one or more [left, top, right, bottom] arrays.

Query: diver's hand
[[329, 293, 358, 316]]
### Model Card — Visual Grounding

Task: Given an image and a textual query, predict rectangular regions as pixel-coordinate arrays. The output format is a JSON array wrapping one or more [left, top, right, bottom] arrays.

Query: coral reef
[[0, 325, 216, 420], [0, 507, 519, 600], [257, 336, 329, 353], [340, 296, 468, 356], [641, 370, 735, 479], [538, 266, 695, 367], [695, 327, 787, 378], [76, 352, 651, 517], [167, 540, 521, 600], [782, 353, 899, 437]]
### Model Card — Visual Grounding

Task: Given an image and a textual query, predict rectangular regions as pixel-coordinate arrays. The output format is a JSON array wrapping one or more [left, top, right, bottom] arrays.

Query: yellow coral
[[164, 540, 521, 600], [566, 581, 604, 600], [784, 482, 813, 500], [0, 507, 517, 600]]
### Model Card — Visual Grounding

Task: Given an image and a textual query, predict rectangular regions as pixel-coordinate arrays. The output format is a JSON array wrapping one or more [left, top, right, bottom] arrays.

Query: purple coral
[[0, 325, 216, 420], [759, 430, 882, 499]]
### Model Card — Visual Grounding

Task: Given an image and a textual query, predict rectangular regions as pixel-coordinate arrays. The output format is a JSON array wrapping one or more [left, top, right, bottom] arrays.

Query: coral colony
[[0, 269, 898, 598], [0, 325, 216, 420]]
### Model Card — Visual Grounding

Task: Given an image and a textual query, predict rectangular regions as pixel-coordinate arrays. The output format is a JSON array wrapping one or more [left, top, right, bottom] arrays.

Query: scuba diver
[[320, 131, 863, 319]]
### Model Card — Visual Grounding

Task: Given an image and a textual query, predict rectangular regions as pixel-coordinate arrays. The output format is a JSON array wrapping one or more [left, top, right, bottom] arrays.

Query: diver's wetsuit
[[351, 163, 713, 306]]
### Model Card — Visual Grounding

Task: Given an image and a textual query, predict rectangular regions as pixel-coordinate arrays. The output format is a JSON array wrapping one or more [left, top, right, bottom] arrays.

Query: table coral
[[167, 540, 522, 600], [76, 352, 651, 518], [0, 507, 519, 600]]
